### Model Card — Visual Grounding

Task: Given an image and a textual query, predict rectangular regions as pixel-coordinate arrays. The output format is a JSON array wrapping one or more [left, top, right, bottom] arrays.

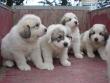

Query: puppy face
[[89, 24, 109, 44], [61, 12, 79, 28], [18, 14, 47, 39], [50, 28, 71, 48]]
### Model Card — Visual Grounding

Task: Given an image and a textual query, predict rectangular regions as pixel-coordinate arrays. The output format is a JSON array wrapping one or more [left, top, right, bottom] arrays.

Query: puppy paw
[[17, 64, 31, 71], [88, 53, 95, 58], [43, 63, 54, 70], [100, 55, 107, 61], [35, 64, 48, 70], [75, 53, 83, 59], [3, 60, 14, 67], [101, 57, 107, 61], [61, 60, 71, 67]]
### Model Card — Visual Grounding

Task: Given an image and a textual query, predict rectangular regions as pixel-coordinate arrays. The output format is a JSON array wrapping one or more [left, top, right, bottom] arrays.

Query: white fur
[[105, 36, 110, 82], [61, 12, 83, 59], [81, 24, 108, 60], [1, 14, 47, 71], [35, 24, 71, 70]]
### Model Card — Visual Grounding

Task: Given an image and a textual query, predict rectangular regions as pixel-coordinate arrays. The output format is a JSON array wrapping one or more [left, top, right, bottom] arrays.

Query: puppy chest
[[92, 43, 104, 49], [18, 44, 36, 54], [52, 52, 61, 58], [52, 48, 63, 57]]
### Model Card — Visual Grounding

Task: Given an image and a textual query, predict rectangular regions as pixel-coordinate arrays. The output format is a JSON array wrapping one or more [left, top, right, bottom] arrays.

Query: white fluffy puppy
[[105, 36, 110, 82], [1, 14, 47, 71], [60, 12, 83, 59], [37, 24, 72, 70], [81, 24, 109, 60]]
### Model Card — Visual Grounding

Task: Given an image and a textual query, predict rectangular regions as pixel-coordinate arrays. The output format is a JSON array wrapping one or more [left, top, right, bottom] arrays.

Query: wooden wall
[[89, 7, 110, 32], [13, 6, 90, 32], [0, 4, 14, 66]]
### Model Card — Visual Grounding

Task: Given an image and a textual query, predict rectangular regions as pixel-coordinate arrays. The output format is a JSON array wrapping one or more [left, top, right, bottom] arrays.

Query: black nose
[[63, 42, 68, 47], [74, 21, 77, 25], [44, 29, 47, 32], [94, 38, 98, 42]]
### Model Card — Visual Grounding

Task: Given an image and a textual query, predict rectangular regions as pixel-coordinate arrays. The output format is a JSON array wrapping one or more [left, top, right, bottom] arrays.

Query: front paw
[[100, 54, 107, 61], [75, 53, 83, 59], [35, 63, 48, 70], [3, 60, 14, 67], [88, 53, 95, 58], [43, 63, 54, 71], [17, 64, 31, 71], [61, 60, 71, 67]]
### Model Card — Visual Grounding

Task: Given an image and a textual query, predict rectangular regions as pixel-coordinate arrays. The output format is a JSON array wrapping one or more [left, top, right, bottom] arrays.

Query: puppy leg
[[86, 44, 95, 58], [13, 52, 31, 71], [60, 49, 71, 66], [106, 56, 110, 82], [72, 36, 83, 59], [31, 44, 46, 69], [105, 41, 110, 81], [98, 47, 107, 60], [42, 47, 54, 70], [107, 59, 110, 82]]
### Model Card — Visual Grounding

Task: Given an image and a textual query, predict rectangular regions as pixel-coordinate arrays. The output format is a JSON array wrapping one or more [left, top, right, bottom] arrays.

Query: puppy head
[[18, 14, 47, 39], [60, 12, 79, 29], [49, 24, 72, 48], [89, 24, 109, 44]]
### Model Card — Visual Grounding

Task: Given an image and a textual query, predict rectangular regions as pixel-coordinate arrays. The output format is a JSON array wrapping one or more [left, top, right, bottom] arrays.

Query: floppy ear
[[48, 29, 59, 43], [89, 28, 93, 39], [20, 25, 31, 39], [104, 29, 109, 43], [48, 36, 54, 43], [61, 17, 66, 25], [48, 32, 55, 43], [60, 17, 71, 25]]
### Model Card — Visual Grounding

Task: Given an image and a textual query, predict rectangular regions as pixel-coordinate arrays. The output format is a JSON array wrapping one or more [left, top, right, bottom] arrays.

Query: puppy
[[81, 24, 109, 60], [60, 12, 83, 59], [36, 24, 72, 70], [105, 36, 110, 82], [1, 14, 47, 71]]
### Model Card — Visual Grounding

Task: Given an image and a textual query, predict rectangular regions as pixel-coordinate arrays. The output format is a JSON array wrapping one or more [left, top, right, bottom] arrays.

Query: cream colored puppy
[[1, 14, 47, 71], [105, 36, 110, 82], [36, 24, 72, 70], [60, 12, 83, 59], [81, 24, 109, 60]]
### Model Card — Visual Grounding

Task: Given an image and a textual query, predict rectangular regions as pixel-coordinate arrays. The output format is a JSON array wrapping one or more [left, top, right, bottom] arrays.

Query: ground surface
[[0, 56, 108, 83]]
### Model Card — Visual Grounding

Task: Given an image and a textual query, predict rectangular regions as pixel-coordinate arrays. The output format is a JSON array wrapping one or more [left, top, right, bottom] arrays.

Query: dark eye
[[68, 18, 71, 21], [99, 32, 104, 36], [58, 35, 63, 39], [67, 35, 72, 39], [57, 35, 64, 40], [36, 23, 39, 27], [56, 35, 64, 42], [91, 31, 95, 34]]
